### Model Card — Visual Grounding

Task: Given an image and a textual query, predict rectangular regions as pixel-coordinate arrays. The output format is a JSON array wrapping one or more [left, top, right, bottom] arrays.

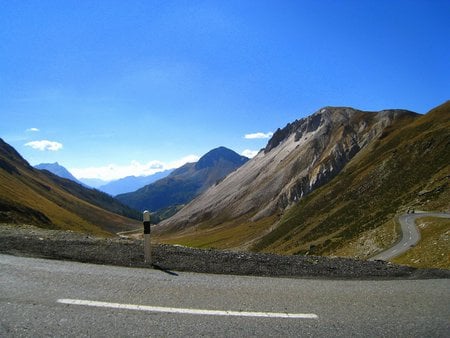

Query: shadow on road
[[151, 262, 179, 276]]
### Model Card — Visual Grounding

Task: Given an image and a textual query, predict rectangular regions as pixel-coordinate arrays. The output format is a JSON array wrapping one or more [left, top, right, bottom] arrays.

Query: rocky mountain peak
[[264, 107, 358, 154], [264, 107, 417, 155], [34, 162, 81, 184]]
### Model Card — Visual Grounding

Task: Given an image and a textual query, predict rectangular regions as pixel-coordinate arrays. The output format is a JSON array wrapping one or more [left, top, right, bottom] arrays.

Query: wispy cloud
[[244, 132, 273, 139], [70, 154, 200, 181], [26, 127, 40, 132], [25, 140, 63, 151], [241, 149, 259, 158], [168, 155, 200, 169]]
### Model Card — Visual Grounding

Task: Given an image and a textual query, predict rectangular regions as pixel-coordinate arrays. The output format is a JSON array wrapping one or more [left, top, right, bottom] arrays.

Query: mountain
[[253, 101, 450, 258], [77, 178, 109, 189], [0, 138, 140, 235], [98, 170, 174, 196], [154, 105, 426, 250], [116, 147, 249, 218], [35, 162, 82, 185]]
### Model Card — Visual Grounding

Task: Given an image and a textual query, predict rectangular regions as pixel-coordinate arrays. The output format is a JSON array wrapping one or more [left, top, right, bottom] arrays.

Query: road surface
[[370, 212, 450, 261], [1, 254, 449, 337]]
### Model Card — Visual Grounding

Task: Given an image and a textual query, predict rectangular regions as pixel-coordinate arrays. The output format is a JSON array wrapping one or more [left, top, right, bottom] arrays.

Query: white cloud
[[167, 154, 200, 169], [244, 132, 273, 139], [25, 140, 63, 151], [26, 127, 40, 132], [242, 149, 259, 158], [70, 154, 200, 181]]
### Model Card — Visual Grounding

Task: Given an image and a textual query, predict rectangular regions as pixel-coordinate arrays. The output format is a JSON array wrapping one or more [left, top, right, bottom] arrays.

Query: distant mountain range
[[99, 170, 174, 196], [35, 162, 84, 185], [116, 147, 249, 220], [34, 163, 108, 190], [34, 162, 174, 196], [77, 178, 109, 189], [155, 102, 450, 260], [1, 140, 140, 235]]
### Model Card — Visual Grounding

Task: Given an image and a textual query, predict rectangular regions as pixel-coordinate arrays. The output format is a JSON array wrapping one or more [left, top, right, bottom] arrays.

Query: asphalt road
[[370, 212, 450, 261], [1, 254, 449, 337]]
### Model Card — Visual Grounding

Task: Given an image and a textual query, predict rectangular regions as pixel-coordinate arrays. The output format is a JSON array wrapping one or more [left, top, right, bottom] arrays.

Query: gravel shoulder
[[1, 223, 449, 279]]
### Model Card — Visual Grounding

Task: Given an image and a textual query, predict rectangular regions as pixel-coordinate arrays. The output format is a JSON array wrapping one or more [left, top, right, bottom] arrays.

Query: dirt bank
[[1, 224, 448, 279]]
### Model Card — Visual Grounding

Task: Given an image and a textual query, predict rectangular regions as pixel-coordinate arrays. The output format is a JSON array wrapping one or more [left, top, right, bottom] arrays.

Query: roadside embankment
[[1, 224, 448, 279]]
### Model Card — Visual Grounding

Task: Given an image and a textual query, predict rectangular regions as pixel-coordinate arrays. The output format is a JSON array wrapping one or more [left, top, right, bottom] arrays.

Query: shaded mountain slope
[[45, 172, 141, 221], [116, 147, 248, 214], [0, 139, 140, 235], [32, 163, 140, 219], [155, 106, 420, 249]]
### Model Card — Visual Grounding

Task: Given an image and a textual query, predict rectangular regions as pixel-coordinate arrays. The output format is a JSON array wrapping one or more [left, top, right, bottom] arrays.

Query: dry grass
[[331, 218, 401, 259], [155, 215, 277, 250]]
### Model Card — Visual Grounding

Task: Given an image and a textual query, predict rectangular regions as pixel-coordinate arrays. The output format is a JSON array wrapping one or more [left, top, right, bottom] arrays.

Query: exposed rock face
[[159, 107, 417, 233]]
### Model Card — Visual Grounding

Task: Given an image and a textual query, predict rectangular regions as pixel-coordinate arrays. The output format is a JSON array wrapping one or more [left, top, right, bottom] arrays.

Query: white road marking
[[57, 298, 318, 319]]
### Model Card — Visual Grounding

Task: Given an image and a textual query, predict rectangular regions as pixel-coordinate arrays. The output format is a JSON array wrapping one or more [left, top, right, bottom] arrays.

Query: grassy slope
[[0, 141, 140, 236], [155, 214, 277, 250], [253, 101, 450, 256]]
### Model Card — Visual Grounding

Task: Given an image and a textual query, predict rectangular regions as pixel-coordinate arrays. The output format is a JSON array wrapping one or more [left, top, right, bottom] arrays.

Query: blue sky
[[1, 0, 449, 181]]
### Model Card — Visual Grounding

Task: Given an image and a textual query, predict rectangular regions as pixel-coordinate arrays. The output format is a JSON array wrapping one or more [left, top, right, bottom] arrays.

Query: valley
[[1, 101, 449, 270]]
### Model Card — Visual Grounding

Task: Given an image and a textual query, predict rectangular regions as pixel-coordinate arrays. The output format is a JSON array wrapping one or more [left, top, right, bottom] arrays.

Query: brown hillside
[[0, 139, 140, 235]]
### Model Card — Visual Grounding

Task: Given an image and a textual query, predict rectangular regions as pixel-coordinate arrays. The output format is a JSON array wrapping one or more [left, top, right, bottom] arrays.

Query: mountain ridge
[[98, 169, 174, 196]]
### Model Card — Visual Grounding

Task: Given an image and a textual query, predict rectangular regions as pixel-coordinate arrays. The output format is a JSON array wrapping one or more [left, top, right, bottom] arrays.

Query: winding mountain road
[[370, 212, 450, 261], [1, 254, 449, 337]]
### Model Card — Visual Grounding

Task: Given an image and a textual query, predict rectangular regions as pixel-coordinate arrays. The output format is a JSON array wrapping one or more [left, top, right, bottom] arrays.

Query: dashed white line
[[57, 299, 318, 319]]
